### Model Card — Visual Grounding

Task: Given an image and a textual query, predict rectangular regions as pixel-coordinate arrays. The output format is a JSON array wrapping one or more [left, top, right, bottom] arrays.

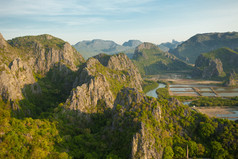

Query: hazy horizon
[[1, 0, 238, 45]]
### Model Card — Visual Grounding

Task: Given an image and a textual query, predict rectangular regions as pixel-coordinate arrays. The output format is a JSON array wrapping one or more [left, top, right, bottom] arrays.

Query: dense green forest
[[0, 33, 237, 159], [1, 78, 238, 158]]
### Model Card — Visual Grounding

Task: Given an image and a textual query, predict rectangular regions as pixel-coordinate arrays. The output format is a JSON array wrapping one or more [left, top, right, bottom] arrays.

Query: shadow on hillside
[[11, 62, 141, 158], [54, 105, 140, 158], [15, 63, 78, 119]]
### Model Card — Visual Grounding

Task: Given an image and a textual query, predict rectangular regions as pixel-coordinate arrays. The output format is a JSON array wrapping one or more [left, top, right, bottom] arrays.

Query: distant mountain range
[[169, 32, 238, 63], [73, 39, 142, 59], [158, 40, 182, 52]]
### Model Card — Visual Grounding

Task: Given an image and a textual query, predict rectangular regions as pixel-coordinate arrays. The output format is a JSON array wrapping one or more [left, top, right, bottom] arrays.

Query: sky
[[0, 0, 238, 45]]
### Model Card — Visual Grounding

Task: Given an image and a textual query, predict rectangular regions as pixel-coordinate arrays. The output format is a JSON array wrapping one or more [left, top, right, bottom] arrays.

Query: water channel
[[146, 83, 166, 98]]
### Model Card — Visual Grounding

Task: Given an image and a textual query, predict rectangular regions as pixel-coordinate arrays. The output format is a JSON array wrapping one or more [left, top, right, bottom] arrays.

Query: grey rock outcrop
[[64, 54, 143, 113], [193, 55, 225, 79], [193, 48, 238, 79], [33, 42, 83, 73], [225, 71, 238, 86], [202, 58, 224, 78], [132, 123, 162, 159], [65, 59, 114, 112], [0, 58, 36, 105], [0, 34, 85, 106], [8, 34, 84, 74], [94, 53, 143, 91]]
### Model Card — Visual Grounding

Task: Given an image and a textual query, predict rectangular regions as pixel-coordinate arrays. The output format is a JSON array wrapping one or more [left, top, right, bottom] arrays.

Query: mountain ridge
[[170, 32, 238, 63], [0, 34, 85, 110], [73, 39, 142, 59]]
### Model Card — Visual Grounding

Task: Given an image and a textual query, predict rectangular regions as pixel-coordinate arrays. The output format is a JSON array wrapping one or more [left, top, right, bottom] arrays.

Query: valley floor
[[163, 78, 222, 85], [145, 75, 238, 121], [195, 106, 238, 120]]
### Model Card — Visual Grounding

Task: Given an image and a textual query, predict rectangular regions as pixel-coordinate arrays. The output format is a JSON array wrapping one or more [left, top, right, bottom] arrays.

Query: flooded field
[[169, 84, 217, 88], [215, 88, 238, 92], [218, 92, 238, 97], [169, 87, 193, 91], [195, 107, 238, 121], [199, 88, 212, 92], [172, 92, 198, 96], [169, 84, 238, 97], [145, 78, 238, 121], [201, 92, 216, 96], [146, 80, 238, 98]]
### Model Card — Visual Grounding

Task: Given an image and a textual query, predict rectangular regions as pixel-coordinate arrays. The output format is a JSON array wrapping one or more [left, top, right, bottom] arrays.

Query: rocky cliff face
[[193, 55, 225, 79], [0, 34, 84, 106], [0, 58, 40, 110], [94, 53, 143, 91], [64, 53, 143, 113], [131, 122, 162, 159], [9, 35, 84, 73], [193, 48, 238, 79], [225, 71, 238, 86], [64, 58, 115, 112]]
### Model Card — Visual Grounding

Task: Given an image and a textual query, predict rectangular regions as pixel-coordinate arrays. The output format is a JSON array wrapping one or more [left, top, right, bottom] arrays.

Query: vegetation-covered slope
[[8, 34, 84, 71], [64, 53, 143, 113], [225, 71, 238, 87], [0, 33, 84, 114], [193, 48, 238, 79], [0, 33, 237, 159], [132, 42, 192, 75], [170, 32, 238, 63]]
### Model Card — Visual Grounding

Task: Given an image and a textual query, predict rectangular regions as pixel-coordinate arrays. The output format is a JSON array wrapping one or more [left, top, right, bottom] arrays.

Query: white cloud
[[43, 16, 106, 26], [0, 0, 157, 29], [0, 0, 155, 16]]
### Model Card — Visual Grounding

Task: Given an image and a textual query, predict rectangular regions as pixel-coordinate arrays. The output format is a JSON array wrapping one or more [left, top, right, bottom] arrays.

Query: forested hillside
[[132, 42, 192, 76], [0, 34, 237, 159], [170, 32, 238, 63]]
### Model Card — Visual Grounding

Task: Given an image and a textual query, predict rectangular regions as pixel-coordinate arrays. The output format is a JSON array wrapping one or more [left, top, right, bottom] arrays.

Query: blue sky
[[0, 0, 238, 45]]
